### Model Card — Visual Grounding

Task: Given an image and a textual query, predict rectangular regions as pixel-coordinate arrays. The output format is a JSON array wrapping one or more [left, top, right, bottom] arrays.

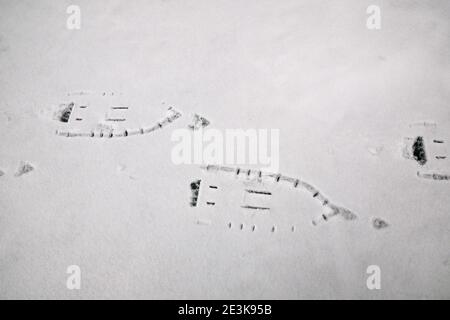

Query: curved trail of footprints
[[50, 97, 391, 231]]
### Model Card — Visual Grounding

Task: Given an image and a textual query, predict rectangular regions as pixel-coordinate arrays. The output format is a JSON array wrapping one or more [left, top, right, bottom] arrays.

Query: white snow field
[[0, 0, 449, 299]]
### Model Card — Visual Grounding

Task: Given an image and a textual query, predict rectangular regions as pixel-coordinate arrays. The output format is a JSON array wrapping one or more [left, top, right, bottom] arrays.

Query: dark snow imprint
[[190, 179, 201, 207], [188, 114, 210, 130], [402, 123, 448, 181], [107, 106, 129, 122], [417, 171, 450, 181], [15, 162, 34, 177], [0, 169, 4, 177], [245, 189, 272, 196], [372, 218, 389, 229], [105, 118, 126, 122], [241, 205, 270, 211], [412, 136, 427, 165], [312, 204, 357, 226], [55, 102, 74, 123], [228, 222, 289, 233]]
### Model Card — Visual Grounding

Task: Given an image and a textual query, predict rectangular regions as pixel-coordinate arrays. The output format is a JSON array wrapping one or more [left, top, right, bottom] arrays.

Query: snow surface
[[0, 0, 449, 299]]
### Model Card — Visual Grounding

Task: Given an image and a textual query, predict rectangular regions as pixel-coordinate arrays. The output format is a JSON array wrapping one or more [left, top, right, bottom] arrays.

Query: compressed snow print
[[14, 161, 34, 177]]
